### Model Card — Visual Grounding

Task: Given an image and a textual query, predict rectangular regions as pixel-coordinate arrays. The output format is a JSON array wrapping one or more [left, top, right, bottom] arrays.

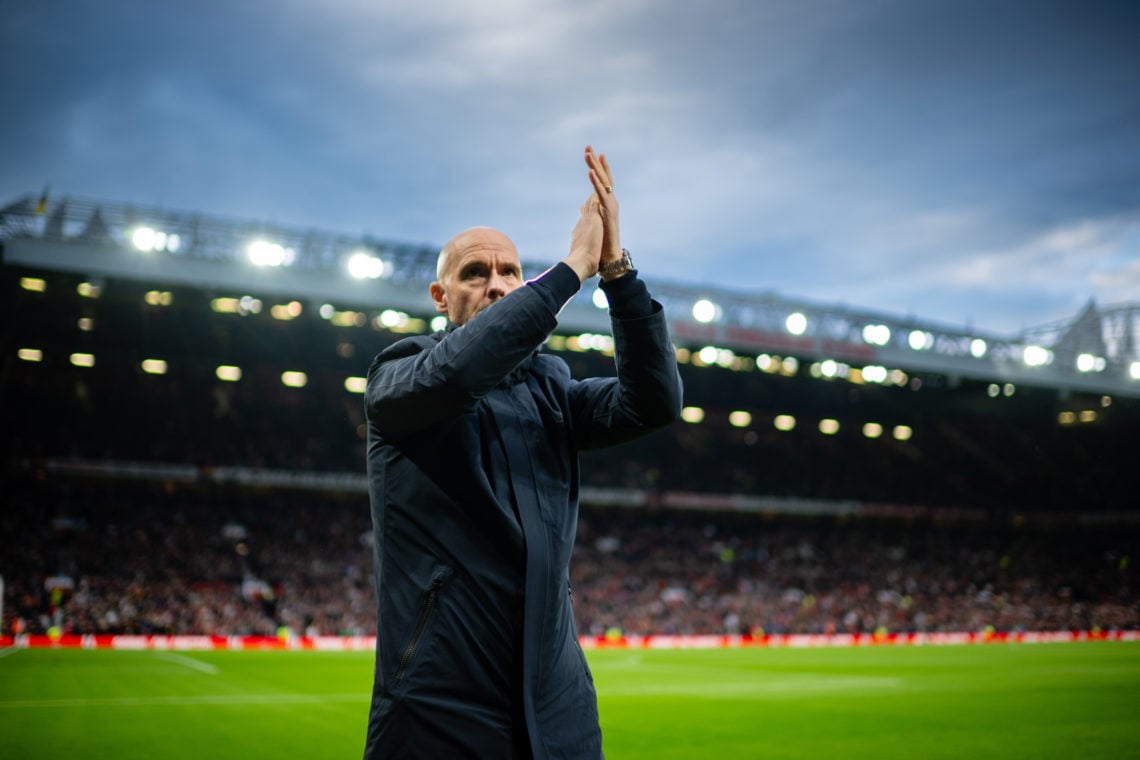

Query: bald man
[[362, 147, 682, 759]]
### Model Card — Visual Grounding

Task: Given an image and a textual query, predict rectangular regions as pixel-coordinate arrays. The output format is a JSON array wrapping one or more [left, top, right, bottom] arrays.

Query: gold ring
[[604, 185, 613, 194]]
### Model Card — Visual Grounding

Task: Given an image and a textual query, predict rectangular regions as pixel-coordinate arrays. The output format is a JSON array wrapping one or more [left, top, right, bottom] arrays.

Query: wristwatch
[[598, 249, 634, 280]]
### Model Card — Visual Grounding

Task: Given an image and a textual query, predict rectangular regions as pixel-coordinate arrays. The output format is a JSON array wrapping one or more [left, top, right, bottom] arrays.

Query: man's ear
[[429, 282, 448, 315]]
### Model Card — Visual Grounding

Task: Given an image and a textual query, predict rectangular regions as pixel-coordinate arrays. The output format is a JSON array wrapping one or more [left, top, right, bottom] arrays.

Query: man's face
[[431, 228, 523, 326]]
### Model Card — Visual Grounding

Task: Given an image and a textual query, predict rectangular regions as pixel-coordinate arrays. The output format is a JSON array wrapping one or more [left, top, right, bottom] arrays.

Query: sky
[[2, 0, 1137, 334]]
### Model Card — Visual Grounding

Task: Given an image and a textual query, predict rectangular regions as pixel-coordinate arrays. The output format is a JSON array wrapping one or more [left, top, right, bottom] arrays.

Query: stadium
[[2, 193, 1138, 758]]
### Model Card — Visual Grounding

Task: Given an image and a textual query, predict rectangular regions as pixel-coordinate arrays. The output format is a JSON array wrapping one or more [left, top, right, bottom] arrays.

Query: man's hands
[[565, 194, 604, 282], [564, 145, 624, 283], [585, 146, 623, 271]]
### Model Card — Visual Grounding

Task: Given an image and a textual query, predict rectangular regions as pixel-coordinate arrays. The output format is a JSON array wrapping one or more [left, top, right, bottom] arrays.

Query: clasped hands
[[566, 146, 623, 283]]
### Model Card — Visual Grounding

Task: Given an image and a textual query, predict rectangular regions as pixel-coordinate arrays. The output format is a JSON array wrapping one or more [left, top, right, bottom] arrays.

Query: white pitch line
[[152, 651, 220, 675], [0, 693, 366, 709], [0, 647, 21, 660]]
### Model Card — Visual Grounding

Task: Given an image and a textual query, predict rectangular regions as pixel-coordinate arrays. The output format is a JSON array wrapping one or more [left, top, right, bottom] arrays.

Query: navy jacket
[[362, 263, 682, 759]]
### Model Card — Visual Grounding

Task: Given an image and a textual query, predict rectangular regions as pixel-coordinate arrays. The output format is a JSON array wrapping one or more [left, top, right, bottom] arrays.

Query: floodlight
[[248, 240, 293, 267], [592, 289, 608, 309], [785, 312, 807, 336], [908, 330, 933, 350], [344, 377, 367, 394], [774, 415, 796, 431], [18, 348, 43, 362], [347, 252, 385, 280], [1076, 353, 1105, 373], [862, 324, 890, 346], [692, 299, 720, 324], [1023, 345, 1051, 367], [819, 419, 840, 435], [970, 338, 987, 358]]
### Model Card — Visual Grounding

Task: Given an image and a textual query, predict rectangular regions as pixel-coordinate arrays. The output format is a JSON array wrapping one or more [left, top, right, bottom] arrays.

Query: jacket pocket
[[393, 566, 451, 686]]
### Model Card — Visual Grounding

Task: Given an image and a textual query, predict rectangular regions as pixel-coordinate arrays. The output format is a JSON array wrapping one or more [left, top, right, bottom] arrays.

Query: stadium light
[[216, 365, 242, 382], [141, 359, 168, 375], [785, 312, 807, 336], [77, 282, 102, 298], [248, 240, 294, 267], [862, 324, 891, 346], [431, 316, 448, 332], [130, 227, 181, 253], [592, 289, 608, 309], [680, 406, 705, 424], [18, 348, 43, 362], [774, 414, 796, 431], [970, 338, 987, 358], [270, 301, 303, 321], [1022, 345, 1052, 367], [820, 359, 840, 378], [347, 251, 386, 280], [893, 425, 913, 441], [281, 371, 307, 388], [863, 422, 883, 439], [20, 277, 46, 292], [862, 365, 889, 383], [728, 411, 751, 428], [379, 310, 407, 329], [70, 353, 95, 368], [1131, 361, 1140, 380], [692, 299, 721, 324], [344, 377, 367, 394], [77, 317, 93, 332], [819, 418, 840, 435], [1076, 353, 1106, 373], [908, 330, 933, 351]]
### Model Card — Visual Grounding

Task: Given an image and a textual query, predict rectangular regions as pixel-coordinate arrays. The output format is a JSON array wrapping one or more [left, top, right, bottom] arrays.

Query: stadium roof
[[3, 192, 1138, 398]]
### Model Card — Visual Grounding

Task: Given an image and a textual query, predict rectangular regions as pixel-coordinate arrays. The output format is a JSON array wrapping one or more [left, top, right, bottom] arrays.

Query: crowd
[[3, 266, 1136, 639], [4, 481, 1135, 639]]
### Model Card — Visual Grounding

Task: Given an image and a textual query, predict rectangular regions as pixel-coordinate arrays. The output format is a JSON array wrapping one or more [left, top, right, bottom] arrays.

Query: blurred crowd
[[4, 482, 1135, 639], [3, 266, 1136, 639]]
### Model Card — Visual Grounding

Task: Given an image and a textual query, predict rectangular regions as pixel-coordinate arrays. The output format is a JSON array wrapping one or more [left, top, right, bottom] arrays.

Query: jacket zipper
[[394, 577, 443, 684]]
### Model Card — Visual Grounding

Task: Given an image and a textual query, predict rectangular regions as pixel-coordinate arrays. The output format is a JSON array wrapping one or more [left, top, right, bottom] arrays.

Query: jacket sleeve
[[568, 283, 684, 450], [365, 264, 582, 436]]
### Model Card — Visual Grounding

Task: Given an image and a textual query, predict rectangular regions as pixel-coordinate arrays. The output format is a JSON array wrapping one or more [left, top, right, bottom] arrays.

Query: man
[[362, 146, 682, 759]]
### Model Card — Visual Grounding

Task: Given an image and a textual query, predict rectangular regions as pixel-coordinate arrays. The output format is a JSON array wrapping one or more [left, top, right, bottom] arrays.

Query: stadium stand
[[3, 207, 1138, 640]]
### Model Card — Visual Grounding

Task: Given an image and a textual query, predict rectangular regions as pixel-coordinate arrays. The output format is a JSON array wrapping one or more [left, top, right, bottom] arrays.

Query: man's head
[[431, 227, 523, 326]]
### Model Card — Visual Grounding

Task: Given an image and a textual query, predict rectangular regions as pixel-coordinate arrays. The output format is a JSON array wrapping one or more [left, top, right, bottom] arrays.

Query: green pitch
[[1, 643, 1138, 759]]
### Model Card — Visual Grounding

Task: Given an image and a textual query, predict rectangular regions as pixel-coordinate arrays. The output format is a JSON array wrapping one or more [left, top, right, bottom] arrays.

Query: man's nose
[[487, 273, 507, 299]]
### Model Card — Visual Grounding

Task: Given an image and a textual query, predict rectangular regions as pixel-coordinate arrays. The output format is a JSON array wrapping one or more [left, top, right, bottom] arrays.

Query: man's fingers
[[586, 147, 613, 186], [599, 153, 614, 187], [588, 168, 610, 200]]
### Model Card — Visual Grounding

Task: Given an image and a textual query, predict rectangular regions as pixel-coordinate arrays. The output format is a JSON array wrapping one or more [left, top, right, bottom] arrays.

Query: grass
[[1, 642, 1137, 759]]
